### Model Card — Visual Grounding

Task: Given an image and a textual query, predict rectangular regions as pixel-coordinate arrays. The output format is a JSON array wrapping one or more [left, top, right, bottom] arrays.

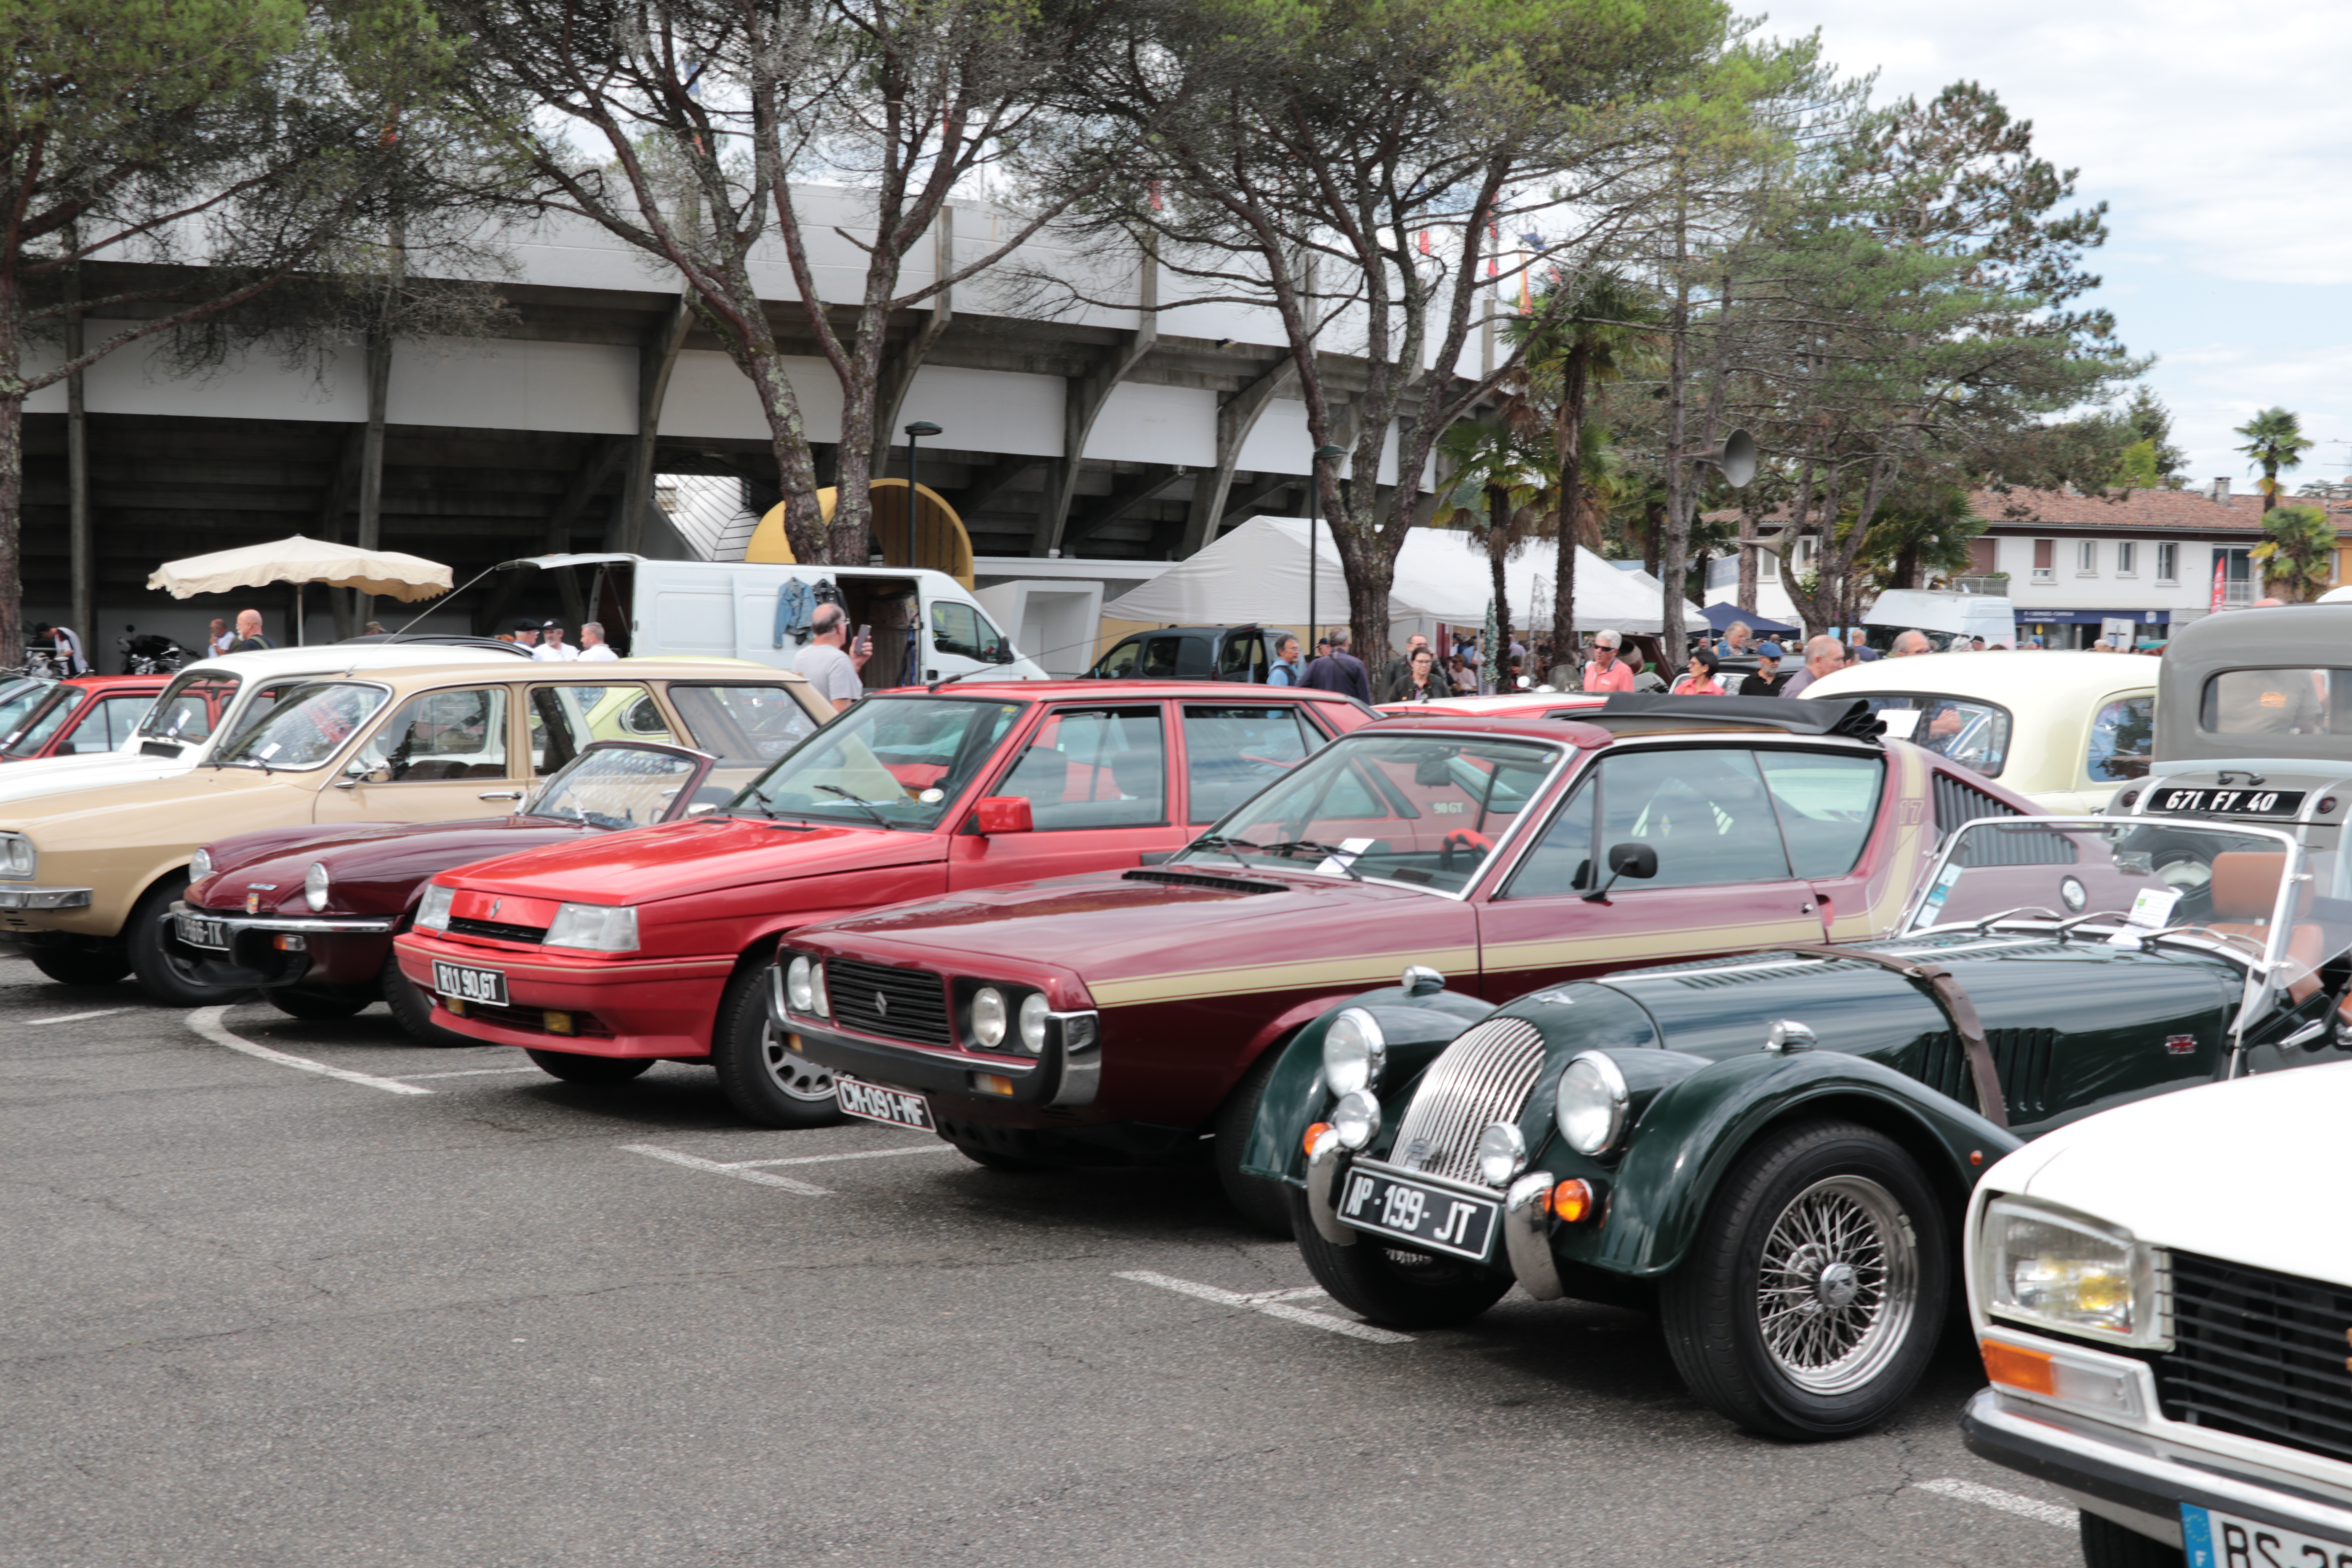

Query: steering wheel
[[1441, 828, 1493, 873]]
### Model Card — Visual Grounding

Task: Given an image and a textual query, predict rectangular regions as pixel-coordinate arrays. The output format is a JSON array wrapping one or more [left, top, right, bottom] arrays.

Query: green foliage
[[2235, 407, 2315, 508], [2251, 502, 2337, 602]]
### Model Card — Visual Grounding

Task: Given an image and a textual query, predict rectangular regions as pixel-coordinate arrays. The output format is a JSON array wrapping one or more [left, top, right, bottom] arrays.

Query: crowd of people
[[492, 617, 618, 663]]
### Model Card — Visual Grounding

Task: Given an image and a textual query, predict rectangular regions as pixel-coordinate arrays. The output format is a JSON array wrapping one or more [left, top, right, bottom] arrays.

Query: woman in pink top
[[1669, 646, 1726, 695], [1581, 630, 1638, 693]]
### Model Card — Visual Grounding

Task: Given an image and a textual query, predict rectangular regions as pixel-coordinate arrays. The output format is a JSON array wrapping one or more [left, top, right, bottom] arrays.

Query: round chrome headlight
[[189, 847, 214, 884], [1321, 1007, 1387, 1096], [1017, 991, 1050, 1054], [786, 955, 816, 1013], [303, 861, 330, 913], [1555, 1052, 1630, 1157], [1475, 1122, 1528, 1187], [1331, 1090, 1380, 1151], [972, 986, 1009, 1049]]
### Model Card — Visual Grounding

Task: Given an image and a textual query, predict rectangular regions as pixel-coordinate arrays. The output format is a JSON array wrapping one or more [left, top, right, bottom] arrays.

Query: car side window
[[356, 688, 510, 782], [1217, 636, 1255, 681], [991, 706, 1167, 829], [1183, 705, 1322, 823], [1596, 748, 1793, 888], [2086, 695, 2154, 784], [1756, 751, 1884, 878], [529, 683, 657, 775], [1094, 639, 1141, 679], [1139, 636, 1186, 679], [61, 695, 152, 754], [1500, 775, 1596, 899], [932, 602, 1009, 662]]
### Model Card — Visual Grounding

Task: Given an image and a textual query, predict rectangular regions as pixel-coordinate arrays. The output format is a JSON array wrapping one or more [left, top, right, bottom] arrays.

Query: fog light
[[274, 933, 307, 951], [1303, 1121, 1332, 1157], [445, 996, 467, 1017], [1475, 1122, 1527, 1187], [972, 1072, 1015, 1096], [544, 1010, 574, 1036], [1550, 1179, 1596, 1223], [1331, 1090, 1379, 1151]]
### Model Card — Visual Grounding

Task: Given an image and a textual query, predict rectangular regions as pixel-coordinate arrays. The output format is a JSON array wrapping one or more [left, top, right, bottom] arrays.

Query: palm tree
[[2234, 407, 2315, 512], [2251, 502, 2337, 601], [1433, 420, 1550, 673]]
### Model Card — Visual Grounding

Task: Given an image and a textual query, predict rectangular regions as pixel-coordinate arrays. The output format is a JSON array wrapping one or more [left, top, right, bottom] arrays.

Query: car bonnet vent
[[1120, 868, 1289, 895], [1662, 957, 1877, 989]]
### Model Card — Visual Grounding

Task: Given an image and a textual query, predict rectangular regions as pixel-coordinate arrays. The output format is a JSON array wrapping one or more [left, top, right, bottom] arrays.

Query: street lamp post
[[1311, 444, 1348, 661], [903, 421, 941, 568]]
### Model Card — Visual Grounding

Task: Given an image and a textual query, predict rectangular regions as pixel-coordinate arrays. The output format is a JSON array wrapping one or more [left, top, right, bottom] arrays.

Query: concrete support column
[[350, 328, 392, 627], [1179, 356, 1297, 556], [617, 295, 695, 555], [1031, 243, 1156, 557]]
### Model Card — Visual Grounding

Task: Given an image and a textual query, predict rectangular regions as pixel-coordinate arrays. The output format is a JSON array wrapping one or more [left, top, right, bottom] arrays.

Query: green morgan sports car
[[1241, 812, 2352, 1441]]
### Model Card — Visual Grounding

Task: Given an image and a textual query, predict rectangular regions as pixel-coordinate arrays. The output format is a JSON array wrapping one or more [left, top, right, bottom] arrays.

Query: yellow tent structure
[[744, 479, 975, 587]]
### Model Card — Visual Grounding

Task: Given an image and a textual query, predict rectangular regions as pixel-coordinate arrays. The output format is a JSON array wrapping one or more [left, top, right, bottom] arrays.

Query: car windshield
[[1175, 731, 1564, 893], [0, 677, 52, 740], [1907, 816, 2352, 993], [524, 745, 706, 829], [735, 695, 1027, 830], [1846, 693, 2012, 777], [0, 685, 78, 756], [666, 683, 822, 763], [135, 671, 236, 744], [214, 682, 389, 771]]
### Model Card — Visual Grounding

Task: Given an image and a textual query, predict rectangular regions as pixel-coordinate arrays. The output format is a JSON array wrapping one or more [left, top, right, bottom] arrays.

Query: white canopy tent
[[1101, 515, 1697, 648]]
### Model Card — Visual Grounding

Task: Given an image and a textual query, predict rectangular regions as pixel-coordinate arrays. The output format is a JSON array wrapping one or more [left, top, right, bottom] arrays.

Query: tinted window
[[1757, 751, 1884, 877], [1094, 639, 1142, 679], [1597, 748, 1792, 888], [1138, 635, 1187, 679], [2200, 669, 2349, 736], [136, 672, 237, 742], [1183, 705, 1321, 823], [2087, 695, 2154, 783], [356, 687, 509, 782], [666, 684, 820, 764], [1217, 635, 1261, 681], [931, 602, 1009, 663], [1850, 692, 2012, 777], [992, 707, 1165, 830]]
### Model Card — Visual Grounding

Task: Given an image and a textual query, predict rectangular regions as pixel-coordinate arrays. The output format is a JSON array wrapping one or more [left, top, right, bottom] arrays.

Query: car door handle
[[333, 779, 360, 790], [1799, 901, 1816, 914], [478, 790, 523, 801]]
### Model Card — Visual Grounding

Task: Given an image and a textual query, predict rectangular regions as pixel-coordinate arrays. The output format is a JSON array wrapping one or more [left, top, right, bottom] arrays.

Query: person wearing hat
[[532, 621, 579, 661], [1669, 645, 1726, 696], [1737, 641, 1787, 696], [509, 618, 539, 650]]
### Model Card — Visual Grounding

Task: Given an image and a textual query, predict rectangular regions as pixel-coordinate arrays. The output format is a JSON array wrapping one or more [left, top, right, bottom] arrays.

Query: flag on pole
[[1486, 223, 1499, 278], [2211, 555, 2226, 612], [1417, 229, 1431, 256]]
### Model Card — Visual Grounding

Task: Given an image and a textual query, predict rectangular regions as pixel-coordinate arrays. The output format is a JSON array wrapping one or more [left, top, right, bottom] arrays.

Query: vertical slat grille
[[1987, 1027, 2056, 1119], [826, 958, 952, 1046], [1387, 1018, 1548, 1187], [2156, 1252, 2352, 1466]]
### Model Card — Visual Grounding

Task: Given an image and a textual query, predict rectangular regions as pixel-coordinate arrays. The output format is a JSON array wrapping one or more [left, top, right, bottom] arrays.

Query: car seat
[[2206, 851, 2321, 1003]]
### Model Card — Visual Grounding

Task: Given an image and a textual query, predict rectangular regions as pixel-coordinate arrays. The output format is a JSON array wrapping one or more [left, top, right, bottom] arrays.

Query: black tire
[[1291, 1189, 1513, 1330], [709, 963, 842, 1129], [1212, 1047, 1294, 1236], [1659, 1118, 1948, 1441], [2080, 1512, 2184, 1568], [526, 1049, 653, 1085], [125, 877, 252, 1007], [381, 952, 471, 1046], [265, 986, 375, 1021], [949, 1141, 1046, 1172], [26, 944, 131, 987]]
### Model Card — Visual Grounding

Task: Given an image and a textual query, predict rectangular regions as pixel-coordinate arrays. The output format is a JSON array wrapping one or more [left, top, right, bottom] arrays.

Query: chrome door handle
[[1799, 901, 1817, 914], [333, 780, 360, 790], [478, 790, 524, 801]]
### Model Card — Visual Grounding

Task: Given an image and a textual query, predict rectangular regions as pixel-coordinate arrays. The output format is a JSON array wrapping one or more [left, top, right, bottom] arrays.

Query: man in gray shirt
[[795, 603, 871, 711], [1777, 634, 1846, 698]]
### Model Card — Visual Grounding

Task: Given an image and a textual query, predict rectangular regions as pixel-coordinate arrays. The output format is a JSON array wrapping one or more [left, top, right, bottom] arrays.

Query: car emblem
[[2163, 1033, 2196, 1056], [874, 992, 889, 1016], [490, 899, 503, 920], [246, 892, 260, 914]]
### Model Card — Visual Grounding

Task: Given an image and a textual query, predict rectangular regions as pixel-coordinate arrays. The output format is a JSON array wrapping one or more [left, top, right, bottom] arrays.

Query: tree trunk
[[1487, 488, 1512, 684], [1735, 512, 1757, 612], [1549, 346, 1589, 674], [0, 265, 25, 662], [1658, 178, 1692, 658]]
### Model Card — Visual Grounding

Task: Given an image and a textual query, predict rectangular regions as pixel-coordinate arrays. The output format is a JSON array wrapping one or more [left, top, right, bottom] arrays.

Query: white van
[[1862, 588, 2018, 650], [498, 555, 1047, 687]]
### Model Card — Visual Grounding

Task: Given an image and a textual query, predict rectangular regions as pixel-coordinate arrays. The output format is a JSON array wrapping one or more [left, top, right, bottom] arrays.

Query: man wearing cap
[[1737, 641, 1787, 696], [532, 621, 579, 661], [510, 619, 539, 650]]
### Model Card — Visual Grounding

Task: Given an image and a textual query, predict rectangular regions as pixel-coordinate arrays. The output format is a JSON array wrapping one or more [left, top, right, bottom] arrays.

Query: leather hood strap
[[1769, 944, 2008, 1130]]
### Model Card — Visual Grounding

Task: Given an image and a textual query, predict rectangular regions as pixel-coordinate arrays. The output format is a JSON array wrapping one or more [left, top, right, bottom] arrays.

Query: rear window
[[2200, 669, 2351, 736], [2087, 695, 2154, 783], [137, 673, 238, 742], [1847, 692, 2011, 778]]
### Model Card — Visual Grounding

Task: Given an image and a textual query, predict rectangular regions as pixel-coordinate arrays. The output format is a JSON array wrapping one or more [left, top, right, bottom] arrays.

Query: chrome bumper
[[1503, 1171, 1565, 1299], [170, 902, 398, 937], [1303, 1130, 1354, 1245], [0, 884, 91, 910]]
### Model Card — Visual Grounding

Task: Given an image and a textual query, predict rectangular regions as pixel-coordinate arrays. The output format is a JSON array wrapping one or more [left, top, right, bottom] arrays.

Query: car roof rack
[[1575, 693, 1884, 743]]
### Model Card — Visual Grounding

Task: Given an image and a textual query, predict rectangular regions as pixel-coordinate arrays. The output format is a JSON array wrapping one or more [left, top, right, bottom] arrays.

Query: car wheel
[[1659, 1118, 1947, 1441], [1291, 1189, 1512, 1330], [26, 944, 131, 987], [1212, 1046, 1293, 1237], [125, 877, 252, 1007], [710, 963, 844, 1128], [2080, 1512, 2183, 1568], [265, 986, 375, 1020], [525, 1049, 653, 1085], [380, 952, 472, 1046], [949, 1141, 1046, 1172]]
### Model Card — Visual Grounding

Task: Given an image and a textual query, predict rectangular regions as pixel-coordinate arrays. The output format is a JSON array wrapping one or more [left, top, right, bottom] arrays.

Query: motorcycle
[[118, 634, 190, 676]]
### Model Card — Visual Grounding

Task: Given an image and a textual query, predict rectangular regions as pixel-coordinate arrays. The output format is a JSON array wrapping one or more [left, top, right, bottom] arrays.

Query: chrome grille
[[1386, 1017, 1548, 1187]]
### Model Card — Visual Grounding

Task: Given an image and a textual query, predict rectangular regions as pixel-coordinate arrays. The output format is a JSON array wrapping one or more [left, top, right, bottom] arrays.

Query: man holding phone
[[794, 602, 871, 712]]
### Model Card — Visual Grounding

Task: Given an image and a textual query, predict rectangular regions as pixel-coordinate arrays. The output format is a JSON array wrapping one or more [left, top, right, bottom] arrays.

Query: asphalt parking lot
[[2, 955, 2082, 1567]]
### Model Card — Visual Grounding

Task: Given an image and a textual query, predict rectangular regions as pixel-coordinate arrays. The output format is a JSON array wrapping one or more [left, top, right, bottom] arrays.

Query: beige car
[[0, 658, 830, 1002]]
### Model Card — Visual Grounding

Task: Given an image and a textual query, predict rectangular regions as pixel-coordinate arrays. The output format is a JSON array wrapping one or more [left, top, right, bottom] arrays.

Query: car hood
[[0, 748, 193, 803], [434, 813, 941, 904], [191, 817, 588, 918], [1986, 1061, 2352, 1286]]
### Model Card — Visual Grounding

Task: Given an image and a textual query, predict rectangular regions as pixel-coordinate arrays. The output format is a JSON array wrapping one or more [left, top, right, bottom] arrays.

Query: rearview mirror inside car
[[1414, 753, 1458, 788], [973, 796, 1034, 835]]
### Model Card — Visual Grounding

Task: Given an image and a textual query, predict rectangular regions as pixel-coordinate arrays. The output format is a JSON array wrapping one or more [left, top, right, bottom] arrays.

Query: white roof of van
[[172, 644, 532, 681]]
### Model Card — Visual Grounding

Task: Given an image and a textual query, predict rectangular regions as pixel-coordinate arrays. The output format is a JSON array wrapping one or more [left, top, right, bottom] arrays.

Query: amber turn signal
[[444, 996, 467, 1017], [1303, 1122, 1332, 1156], [1980, 1338, 2056, 1397], [973, 1073, 1016, 1097], [543, 1011, 575, 1036], [1550, 1178, 1596, 1223]]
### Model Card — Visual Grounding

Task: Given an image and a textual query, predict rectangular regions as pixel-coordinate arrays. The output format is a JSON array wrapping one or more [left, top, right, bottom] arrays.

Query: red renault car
[[0, 674, 176, 761], [395, 682, 1373, 1123]]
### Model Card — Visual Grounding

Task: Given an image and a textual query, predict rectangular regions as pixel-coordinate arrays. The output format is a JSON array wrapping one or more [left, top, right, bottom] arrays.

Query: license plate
[[1335, 1164, 1501, 1262], [178, 913, 231, 950], [432, 961, 508, 1008], [835, 1075, 934, 1131], [2147, 786, 2306, 818], [2181, 1502, 2352, 1568]]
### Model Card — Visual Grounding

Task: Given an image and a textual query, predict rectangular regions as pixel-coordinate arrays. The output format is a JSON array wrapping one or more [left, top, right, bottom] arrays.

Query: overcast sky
[[1762, 0, 2352, 489]]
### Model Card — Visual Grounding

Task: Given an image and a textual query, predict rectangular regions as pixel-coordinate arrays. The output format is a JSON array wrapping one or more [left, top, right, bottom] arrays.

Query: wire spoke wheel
[[1752, 1174, 1917, 1396]]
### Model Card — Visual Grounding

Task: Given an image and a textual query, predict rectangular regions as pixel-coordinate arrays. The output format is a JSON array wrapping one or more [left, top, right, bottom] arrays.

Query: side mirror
[[973, 796, 1034, 835], [1582, 841, 1658, 902], [345, 759, 392, 784]]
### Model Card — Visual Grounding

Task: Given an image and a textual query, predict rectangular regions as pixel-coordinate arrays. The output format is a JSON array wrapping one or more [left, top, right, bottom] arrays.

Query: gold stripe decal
[[1091, 946, 1482, 1009]]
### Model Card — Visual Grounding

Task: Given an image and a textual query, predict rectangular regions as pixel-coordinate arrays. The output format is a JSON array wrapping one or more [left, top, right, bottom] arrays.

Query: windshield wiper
[[1185, 832, 1264, 869], [814, 783, 894, 829], [1261, 840, 1365, 879]]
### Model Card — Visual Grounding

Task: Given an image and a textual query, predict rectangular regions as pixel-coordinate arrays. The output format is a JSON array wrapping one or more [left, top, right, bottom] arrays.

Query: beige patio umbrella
[[147, 535, 453, 646]]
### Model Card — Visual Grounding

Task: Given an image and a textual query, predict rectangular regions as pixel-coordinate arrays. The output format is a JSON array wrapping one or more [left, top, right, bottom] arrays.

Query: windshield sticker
[[259, 742, 281, 759], [1875, 709, 1922, 741], [919, 788, 944, 803], [1314, 837, 1377, 876], [2127, 887, 2180, 929], [1922, 858, 1962, 918]]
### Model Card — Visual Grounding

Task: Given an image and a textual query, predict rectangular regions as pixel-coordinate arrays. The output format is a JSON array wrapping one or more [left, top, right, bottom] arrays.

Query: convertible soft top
[[1584, 693, 1885, 742]]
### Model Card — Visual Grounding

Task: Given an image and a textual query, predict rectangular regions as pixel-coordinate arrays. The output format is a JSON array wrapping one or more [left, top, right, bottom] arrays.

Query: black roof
[[1583, 693, 1884, 742]]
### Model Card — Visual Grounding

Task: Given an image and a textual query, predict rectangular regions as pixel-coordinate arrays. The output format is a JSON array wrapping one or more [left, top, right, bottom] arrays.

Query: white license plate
[[835, 1075, 934, 1132], [432, 961, 508, 1008], [178, 914, 231, 950], [1336, 1164, 1501, 1262], [2183, 1503, 2352, 1568]]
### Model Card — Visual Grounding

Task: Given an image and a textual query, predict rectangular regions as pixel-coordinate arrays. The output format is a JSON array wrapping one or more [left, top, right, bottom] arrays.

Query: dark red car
[[771, 696, 2048, 1228], [394, 682, 1376, 1125], [0, 674, 176, 761]]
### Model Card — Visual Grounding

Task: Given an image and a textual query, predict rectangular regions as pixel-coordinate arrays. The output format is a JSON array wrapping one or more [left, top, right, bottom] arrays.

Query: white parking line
[[28, 1007, 135, 1025], [187, 1007, 432, 1096], [1915, 1477, 2077, 1529], [733, 1144, 958, 1169], [1116, 1270, 1413, 1345], [620, 1144, 833, 1196], [396, 1067, 550, 1080]]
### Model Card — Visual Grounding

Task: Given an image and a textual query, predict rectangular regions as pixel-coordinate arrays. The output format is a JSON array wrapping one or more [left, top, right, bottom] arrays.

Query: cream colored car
[[1800, 649, 2155, 812], [0, 659, 829, 1002]]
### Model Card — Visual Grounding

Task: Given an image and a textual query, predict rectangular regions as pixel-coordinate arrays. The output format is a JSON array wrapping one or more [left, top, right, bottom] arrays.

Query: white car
[[1960, 1062, 2352, 1567]]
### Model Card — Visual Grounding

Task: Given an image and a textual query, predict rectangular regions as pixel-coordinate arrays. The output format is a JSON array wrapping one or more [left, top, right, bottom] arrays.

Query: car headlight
[[189, 847, 213, 884], [1475, 1122, 1527, 1187], [1555, 1052, 1630, 1156], [1331, 1090, 1380, 1151], [1321, 1007, 1387, 1096], [543, 902, 640, 953], [972, 986, 1009, 1048], [1981, 1196, 2169, 1347], [303, 861, 330, 913], [416, 882, 454, 933], [0, 831, 34, 879], [1017, 991, 1049, 1054], [785, 954, 831, 1017]]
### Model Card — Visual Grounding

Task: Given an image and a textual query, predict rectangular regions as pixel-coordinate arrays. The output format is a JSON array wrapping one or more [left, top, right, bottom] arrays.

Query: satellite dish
[[1695, 428, 1759, 488]]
